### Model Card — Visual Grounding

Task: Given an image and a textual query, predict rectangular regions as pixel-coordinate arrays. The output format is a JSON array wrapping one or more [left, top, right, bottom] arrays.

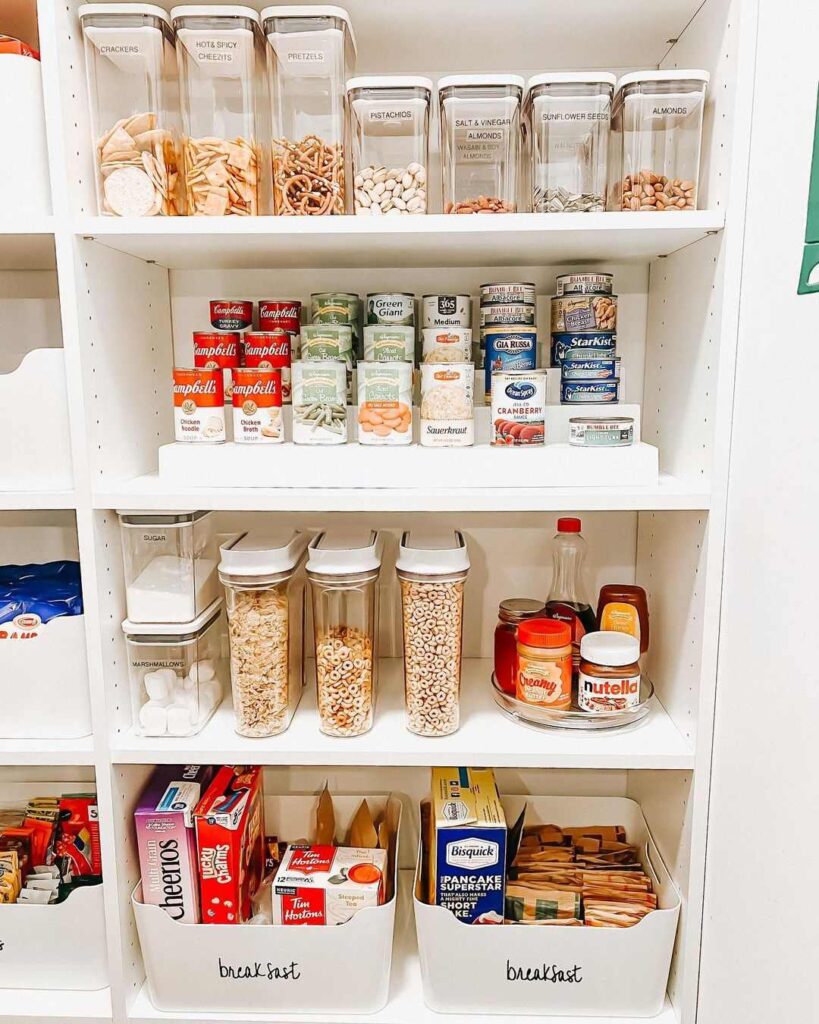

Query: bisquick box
[[134, 765, 217, 924], [429, 767, 507, 924]]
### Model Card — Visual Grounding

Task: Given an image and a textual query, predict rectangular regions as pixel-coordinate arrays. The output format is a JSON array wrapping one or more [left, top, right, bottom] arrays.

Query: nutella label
[[578, 671, 640, 712]]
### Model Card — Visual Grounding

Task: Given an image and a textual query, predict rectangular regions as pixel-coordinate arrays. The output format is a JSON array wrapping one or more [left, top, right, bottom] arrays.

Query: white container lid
[[261, 5, 356, 57], [218, 529, 311, 577], [171, 5, 261, 24], [347, 75, 433, 93], [527, 72, 616, 89], [580, 630, 640, 667], [616, 69, 710, 91], [396, 530, 469, 575], [79, 3, 171, 25], [122, 596, 222, 637], [117, 509, 211, 527], [306, 529, 382, 574], [438, 74, 525, 92]]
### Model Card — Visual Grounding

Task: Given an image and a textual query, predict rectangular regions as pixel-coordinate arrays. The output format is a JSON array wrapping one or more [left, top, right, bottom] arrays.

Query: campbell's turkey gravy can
[[209, 300, 253, 331], [259, 299, 301, 334], [172, 368, 225, 443], [242, 331, 292, 402]]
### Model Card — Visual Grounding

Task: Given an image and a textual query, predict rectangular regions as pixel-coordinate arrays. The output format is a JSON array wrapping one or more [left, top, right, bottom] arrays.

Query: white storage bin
[[133, 793, 401, 1014], [414, 795, 680, 1017], [0, 54, 50, 214]]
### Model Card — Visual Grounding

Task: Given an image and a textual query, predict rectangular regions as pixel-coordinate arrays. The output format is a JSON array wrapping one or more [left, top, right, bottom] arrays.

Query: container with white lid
[[306, 529, 383, 737], [118, 510, 219, 624], [578, 630, 641, 713], [525, 72, 615, 213], [122, 597, 226, 737], [263, 5, 355, 215], [439, 74, 524, 214], [79, 3, 183, 216], [219, 529, 311, 737], [171, 5, 265, 215], [609, 70, 710, 212], [396, 530, 469, 736], [347, 76, 432, 216]]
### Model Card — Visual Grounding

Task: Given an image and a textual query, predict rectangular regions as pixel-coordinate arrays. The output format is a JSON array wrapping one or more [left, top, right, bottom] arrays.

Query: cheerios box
[[429, 767, 507, 924]]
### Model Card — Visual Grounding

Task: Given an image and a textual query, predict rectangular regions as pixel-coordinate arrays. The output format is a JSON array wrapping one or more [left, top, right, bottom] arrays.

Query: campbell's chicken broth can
[[172, 368, 225, 443], [231, 368, 283, 444], [193, 331, 241, 400], [209, 300, 253, 331], [259, 299, 301, 335], [242, 330, 292, 402]]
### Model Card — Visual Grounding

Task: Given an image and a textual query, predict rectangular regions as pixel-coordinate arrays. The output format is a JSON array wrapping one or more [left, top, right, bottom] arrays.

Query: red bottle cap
[[517, 618, 572, 649], [557, 517, 581, 533]]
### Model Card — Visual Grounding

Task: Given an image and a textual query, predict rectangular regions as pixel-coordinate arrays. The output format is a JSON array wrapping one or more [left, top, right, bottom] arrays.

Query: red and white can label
[[259, 299, 301, 334], [193, 332, 241, 369], [231, 368, 283, 444], [172, 368, 225, 443], [209, 300, 253, 332], [242, 330, 292, 401]]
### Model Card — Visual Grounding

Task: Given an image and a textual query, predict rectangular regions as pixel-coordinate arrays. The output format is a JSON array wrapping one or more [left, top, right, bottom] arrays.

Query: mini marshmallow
[[143, 670, 172, 704], [188, 659, 215, 683], [166, 705, 194, 736], [139, 701, 168, 735]]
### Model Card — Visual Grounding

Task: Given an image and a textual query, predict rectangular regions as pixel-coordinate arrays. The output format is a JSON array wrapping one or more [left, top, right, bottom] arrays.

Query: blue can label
[[560, 358, 620, 380], [484, 329, 537, 395], [561, 379, 620, 403], [551, 331, 616, 366]]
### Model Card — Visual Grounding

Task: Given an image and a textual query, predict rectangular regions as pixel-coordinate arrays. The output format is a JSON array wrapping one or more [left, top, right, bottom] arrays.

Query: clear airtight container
[[439, 74, 524, 214], [347, 77, 432, 216], [525, 73, 615, 213], [79, 4, 182, 216], [306, 529, 382, 737], [118, 510, 220, 624], [171, 5, 265, 215], [123, 597, 226, 736], [609, 70, 709, 212], [219, 529, 311, 737], [263, 5, 355, 216], [396, 531, 469, 737]]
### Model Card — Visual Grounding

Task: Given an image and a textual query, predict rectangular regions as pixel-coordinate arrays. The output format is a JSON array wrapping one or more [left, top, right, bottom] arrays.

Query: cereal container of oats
[[172, 5, 266, 216], [263, 6, 355, 215], [356, 361, 413, 445], [80, 4, 183, 216], [307, 530, 383, 737], [396, 530, 469, 737], [219, 529, 311, 737], [420, 362, 474, 447]]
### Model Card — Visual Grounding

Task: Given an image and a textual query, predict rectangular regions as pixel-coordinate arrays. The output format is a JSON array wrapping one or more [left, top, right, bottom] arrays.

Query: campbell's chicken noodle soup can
[[232, 368, 283, 444], [172, 368, 225, 443], [209, 300, 253, 332], [259, 299, 301, 334], [242, 330, 292, 402]]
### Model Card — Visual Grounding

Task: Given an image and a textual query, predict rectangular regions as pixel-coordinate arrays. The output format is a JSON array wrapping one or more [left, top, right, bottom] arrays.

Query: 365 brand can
[[259, 299, 301, 334], [193, 331, 241, 399], [490, 369, 546, 446], [242, 331, 292, 402], [422, 294, 471, 327], [209, 300, 253, 331], [484, 327, 537, 397], [172, 368, 225, 443], [231, 368, 283, 444], [366, 292, 415, 326]]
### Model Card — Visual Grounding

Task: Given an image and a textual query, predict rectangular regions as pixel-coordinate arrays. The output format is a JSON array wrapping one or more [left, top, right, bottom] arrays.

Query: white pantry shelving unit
[[0, 0, 761, 1023]]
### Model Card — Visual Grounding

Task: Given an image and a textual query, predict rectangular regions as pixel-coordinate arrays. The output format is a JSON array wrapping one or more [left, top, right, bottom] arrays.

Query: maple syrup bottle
[[544, 517, 597, 679]]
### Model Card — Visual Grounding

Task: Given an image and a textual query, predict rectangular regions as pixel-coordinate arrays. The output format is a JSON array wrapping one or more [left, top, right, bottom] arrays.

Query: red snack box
[[0, 36, 40, 60], [194, 766, 264, 924]]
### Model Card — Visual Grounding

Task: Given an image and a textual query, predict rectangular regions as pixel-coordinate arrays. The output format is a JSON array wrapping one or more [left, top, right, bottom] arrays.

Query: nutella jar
[[578, 631, 641, 712]]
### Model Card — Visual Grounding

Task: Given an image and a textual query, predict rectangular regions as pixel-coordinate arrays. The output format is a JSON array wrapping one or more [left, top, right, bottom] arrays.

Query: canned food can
[[422, 327, 472, 364], [560, 379, 620, 404], [172, 367, 225, 444], [484, 327, 537, 397], [480, 302, 536, 327], [259, 299, 301, 334], [555, 272, 613, 297], [490, 369, 546, 446], [291, 360, 347, 445], [551, 331, 617, 366], [209, 300, 253, 332], [560, 357, 620, 381], [420, 362, 474, 448], [480, 281, 536, 305], [193, 331, 240, 401], [363, 324, 415, 362], [301, 325, 353, 401], [310, 292, 360, 323], [356, 361, 413, 446], [366, 292, 415, 326], [422, 294, 471, 328], [569, 416, 634, 447], [551, 294, 617, 333], [242, 331, 292, 402], [232, 368, 283, 444]]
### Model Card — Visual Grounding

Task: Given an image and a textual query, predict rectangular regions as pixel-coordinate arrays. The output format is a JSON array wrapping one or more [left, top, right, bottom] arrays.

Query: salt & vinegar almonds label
[[231, 368, 283, 444], [172, 368, 225, 443]]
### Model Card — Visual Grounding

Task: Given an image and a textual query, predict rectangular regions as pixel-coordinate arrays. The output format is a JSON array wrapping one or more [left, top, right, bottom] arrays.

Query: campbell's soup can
[[193, 331, 241, 400], [259, 298, 301, 334], [172, 368, 225, 443], [209, 300, 253, 332], [242, 330, 292, 402], [232, 368, 283, 444]]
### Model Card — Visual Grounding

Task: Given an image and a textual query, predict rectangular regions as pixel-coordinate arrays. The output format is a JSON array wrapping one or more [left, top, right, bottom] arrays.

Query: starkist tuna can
[[551, 331, 617, 366], [483, 326, 537, 397]]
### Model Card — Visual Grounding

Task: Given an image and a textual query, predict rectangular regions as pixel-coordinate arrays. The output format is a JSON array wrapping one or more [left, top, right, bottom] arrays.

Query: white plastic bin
[[0, 54, 50, 214], [414, 795, 680, 1017], [133, 793, 402, 1014]]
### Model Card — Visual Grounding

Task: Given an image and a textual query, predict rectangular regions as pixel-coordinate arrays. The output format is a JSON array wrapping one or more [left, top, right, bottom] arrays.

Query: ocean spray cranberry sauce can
[[242, 330, 292, 402], [172, 368, 225, 443], [259, 299, 301, 334], [209, 300, 253, 331], [231, 368, 283, 444]]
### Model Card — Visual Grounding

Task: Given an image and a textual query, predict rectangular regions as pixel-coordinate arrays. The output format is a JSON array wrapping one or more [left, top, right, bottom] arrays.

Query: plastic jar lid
[[172, 6, 261, 24], [306, 529, 383, 575], [122, 596, 222, 639], [557, 516, 582, 533], [261, 5, 356, 57], [580, 630, 640, 666], [518, 618, 572, 649], [396, 530, 469, 576], [218, 529, 311, 580], [347, 76, 433, 94], [438, 74, 525, 92], [616, 69, 710, 91], [498, 598, 546, 623], [117, 510, 211, 527], [527, 72, 616, 90], [79, 3, 171, 24]]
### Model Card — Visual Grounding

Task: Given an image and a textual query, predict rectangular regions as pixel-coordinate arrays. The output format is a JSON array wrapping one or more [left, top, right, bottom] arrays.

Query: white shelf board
[[0, 219, 56, 270], [0, 489, 76, 510], [75, 212, 724, 270], [128, 873, 678, 1024], [0, 733, 95, 766], [0, 986, 111, 1023], [111, 658, 693, 769]]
